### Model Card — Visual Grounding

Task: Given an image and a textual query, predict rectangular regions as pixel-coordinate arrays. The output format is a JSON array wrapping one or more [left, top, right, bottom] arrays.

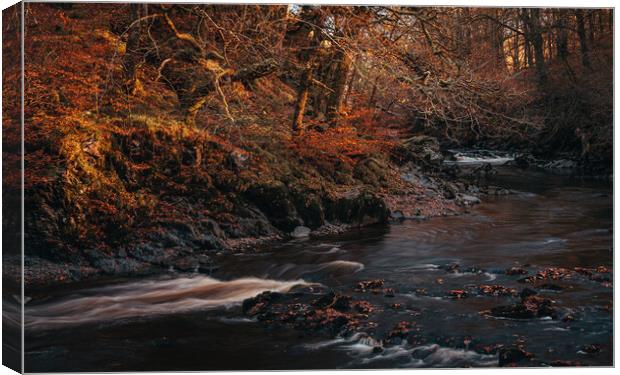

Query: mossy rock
[[291, 190, 325, 229], [243, 181, 302, 232], [327, 191, 389, 226]]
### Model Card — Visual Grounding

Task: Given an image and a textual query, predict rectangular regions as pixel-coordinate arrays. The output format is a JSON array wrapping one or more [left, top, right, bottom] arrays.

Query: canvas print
[[2, 1, 614, 371]]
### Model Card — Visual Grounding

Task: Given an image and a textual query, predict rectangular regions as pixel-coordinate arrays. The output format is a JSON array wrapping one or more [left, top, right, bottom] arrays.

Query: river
[[24, 162, 613, 371]]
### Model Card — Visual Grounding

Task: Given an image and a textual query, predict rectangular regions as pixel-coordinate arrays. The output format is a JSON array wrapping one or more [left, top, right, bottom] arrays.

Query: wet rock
[[356, 279, 384, 291], [389, 303, 403, 310], [596, 266, 611, 273], [390, 210, 405, 221], [291, 191, 325, 229], [242, 290, 373, 335], [488, 294, 556, 320], [244, 182, 302, 232], [511, 153, 536, 169], [536, 267, 574, 280], [561, 314, 575, 322], [328, 191, 390, 226], [401, 135, 444, 167], [475, 284, 517, 297], [517, 276, 536, 284], [291, 226, 311, 238], [459, 194, 481, 205], [386, 321, 414, 340], [506, 267, 528, 276], [519, 267, 574, 284], [441, 263, 460, 273], [352, 300, 374, 314], [172, 256, 199, 272], [542, 159, 578, 170], [446, 289, 468, 299], [313, 291, 352, 311], [574, 267, 593, 277], [520, 288, 538, 299], [499, 346, 534, 366]]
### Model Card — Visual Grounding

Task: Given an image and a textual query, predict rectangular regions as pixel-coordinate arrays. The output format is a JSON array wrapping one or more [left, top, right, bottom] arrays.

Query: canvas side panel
[[2, 2, 24, 373]]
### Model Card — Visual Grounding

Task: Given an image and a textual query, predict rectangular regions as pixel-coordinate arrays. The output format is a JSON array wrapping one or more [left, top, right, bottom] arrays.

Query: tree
[[576, 9, 591, 70], [521, 8, 547, 85]]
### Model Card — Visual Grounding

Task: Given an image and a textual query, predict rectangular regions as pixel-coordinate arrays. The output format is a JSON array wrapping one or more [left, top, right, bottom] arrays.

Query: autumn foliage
[[1, 3, 613, 259]]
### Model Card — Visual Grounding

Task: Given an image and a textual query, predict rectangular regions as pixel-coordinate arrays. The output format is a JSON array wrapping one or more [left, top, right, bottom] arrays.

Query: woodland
[[1, 2, 614, 285]]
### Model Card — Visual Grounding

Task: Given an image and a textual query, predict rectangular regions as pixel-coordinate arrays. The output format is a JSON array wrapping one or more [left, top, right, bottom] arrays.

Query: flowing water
[[24, 163, 613, 371]]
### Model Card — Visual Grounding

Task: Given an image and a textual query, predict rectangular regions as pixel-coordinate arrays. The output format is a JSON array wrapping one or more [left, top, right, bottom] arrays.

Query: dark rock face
[[242, 290, 375, 335], [244, 182, 302, 232], [327, 191, 390, 226], [401, 135, 444, 167], [291, 191, 325, 229], [244, 183, 389, 232]]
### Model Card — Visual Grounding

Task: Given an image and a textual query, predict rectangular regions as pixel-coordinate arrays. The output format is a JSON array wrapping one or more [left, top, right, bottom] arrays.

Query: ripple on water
[[25, 276, 309, 329], [336, 335, 498, 368]]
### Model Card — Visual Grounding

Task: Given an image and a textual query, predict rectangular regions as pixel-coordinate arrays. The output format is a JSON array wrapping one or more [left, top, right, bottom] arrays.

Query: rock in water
[[291, 226, 311, 238], [499, 346, 533, 366], [459, 194, 481, 205]]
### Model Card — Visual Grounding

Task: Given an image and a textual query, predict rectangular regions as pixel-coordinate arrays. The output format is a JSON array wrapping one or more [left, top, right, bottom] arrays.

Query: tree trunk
[[368, 76, 379, 108], [292, 61, 314, 134], [522, 9, 547, 85], [576, 9, 591, 70], [556, 9, 569, 60], [512, 31, 519, 71], [343, 57, 358, 108], [587, 10, 596, 43], [326, 50, 352, 126]]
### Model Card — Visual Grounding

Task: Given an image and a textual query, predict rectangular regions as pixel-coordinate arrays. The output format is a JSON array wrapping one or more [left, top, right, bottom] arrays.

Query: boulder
[[328, 191, 390, 226], [499, 346, 534, 366], [401, 135, 444, 166], [244, 181, 302, 232], [291, 191, 325, 229], [291, 226, 311, 238]]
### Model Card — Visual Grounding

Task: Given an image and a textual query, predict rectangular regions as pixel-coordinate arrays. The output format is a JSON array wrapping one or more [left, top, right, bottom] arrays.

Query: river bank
[[7, 144, 610, 290]]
